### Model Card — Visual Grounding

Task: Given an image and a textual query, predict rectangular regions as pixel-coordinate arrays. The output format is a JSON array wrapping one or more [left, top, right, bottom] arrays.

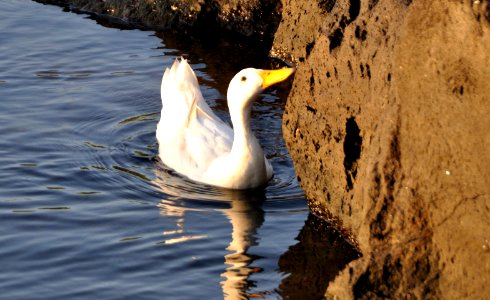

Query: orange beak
[[260, 68, 295, 89]]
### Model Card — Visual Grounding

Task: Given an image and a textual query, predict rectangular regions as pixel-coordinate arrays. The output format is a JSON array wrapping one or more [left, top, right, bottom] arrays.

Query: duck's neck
[[227, 101, 268, 189], [230, 104, 256, 156]]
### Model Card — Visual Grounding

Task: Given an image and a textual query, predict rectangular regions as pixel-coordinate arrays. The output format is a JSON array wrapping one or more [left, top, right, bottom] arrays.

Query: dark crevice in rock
[[310, 72, 315, 92], [305, 40, 315, 58], [328, 0, 361, 52], [349, 0, 361, 23], [306, 105, 317, 114], [368, 0, 379, 10], [318, 0, 337, 13], [435, 193, 487, 227], [371, 198, 390, 239], [314, 140, 321, 152], [343, 117, 362, 191], [347, 60, 354, 75], [355, 25, 367, 41], [388, 123, 401, 166], [486, 0, 490, 22], [340, 15, 350, 30], [329, 27, 344, 51]]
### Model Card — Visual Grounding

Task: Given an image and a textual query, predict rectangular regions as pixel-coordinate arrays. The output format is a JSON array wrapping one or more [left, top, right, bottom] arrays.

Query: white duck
[[156, 58, 294, 189]]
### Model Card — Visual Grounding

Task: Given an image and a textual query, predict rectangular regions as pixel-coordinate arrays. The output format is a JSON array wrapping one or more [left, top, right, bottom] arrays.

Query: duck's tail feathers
[[160, 58, 201, 121]]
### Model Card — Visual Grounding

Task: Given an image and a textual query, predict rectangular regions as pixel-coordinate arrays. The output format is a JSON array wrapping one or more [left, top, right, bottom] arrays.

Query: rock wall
[[37, 0, 282, 50], [273, 0, 490, 298]]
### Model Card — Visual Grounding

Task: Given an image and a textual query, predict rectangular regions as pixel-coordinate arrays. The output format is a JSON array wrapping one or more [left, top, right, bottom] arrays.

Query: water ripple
[[0, 2, 330, 299]]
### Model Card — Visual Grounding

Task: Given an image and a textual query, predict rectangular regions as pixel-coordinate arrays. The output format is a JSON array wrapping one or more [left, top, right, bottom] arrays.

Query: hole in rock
[[349, 0, 361, 22], [306, 40, 315, 58], [318, 0, 337, 13], [329, 28, 343, 51], [343, 117, 362, 190]]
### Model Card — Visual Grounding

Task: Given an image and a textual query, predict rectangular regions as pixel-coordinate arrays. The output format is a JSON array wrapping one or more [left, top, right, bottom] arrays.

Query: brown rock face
[[273, 0, 490, 298]]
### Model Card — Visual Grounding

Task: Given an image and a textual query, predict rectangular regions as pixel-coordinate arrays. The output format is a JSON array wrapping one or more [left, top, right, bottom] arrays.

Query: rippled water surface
[[0, 1, 358, 299]]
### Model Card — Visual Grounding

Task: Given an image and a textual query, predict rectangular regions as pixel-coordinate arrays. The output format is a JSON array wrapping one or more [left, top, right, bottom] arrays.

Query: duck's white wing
[[157, 58, 233, 177]]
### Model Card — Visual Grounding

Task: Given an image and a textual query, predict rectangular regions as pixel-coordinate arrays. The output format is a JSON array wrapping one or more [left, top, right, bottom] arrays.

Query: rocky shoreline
[[35, 0, 283, 57], [36, 0, 490, 298]]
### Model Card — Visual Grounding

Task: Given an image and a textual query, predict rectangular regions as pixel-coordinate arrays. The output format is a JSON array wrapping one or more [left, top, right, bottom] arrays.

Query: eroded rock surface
[[273, 0, 490, 298]]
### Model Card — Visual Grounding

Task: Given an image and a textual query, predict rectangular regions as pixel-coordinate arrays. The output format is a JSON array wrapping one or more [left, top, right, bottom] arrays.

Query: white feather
[[156, 58, 293, 189]]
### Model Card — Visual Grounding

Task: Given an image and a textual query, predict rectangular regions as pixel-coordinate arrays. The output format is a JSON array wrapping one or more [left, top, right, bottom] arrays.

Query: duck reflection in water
[[153, 163, 360, 299], [153, 166, 266, 299], [220, 191, 265, 300]]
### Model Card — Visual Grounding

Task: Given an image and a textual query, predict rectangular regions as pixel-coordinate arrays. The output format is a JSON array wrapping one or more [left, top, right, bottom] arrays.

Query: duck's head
[[227, 67, 295, 112]]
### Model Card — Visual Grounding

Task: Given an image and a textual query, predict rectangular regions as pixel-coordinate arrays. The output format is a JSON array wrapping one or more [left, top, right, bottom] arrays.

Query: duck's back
[[156, 59, 233, 179]]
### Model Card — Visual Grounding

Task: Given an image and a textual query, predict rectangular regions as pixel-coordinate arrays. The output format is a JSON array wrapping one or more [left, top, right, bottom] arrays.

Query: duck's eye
[[240, 76, 247, 82]]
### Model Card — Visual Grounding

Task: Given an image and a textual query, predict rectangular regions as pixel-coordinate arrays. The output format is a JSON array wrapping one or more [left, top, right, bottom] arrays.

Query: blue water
[[0, 1, 357, 299]]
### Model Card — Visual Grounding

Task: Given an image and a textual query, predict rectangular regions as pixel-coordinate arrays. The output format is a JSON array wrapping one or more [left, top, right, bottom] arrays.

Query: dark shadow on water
[[278, 213, 361, 299], [37, 0, 283, 65], [154, 162, 361, 299]]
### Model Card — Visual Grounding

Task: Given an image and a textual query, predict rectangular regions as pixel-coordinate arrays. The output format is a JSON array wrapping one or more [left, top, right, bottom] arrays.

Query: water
[[0, 1, 358, 299]]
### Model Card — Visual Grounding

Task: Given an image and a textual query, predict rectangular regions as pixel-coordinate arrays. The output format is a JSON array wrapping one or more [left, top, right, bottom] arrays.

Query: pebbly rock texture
[[36, 0, 282, 50], [273, 0, 490, 298]]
